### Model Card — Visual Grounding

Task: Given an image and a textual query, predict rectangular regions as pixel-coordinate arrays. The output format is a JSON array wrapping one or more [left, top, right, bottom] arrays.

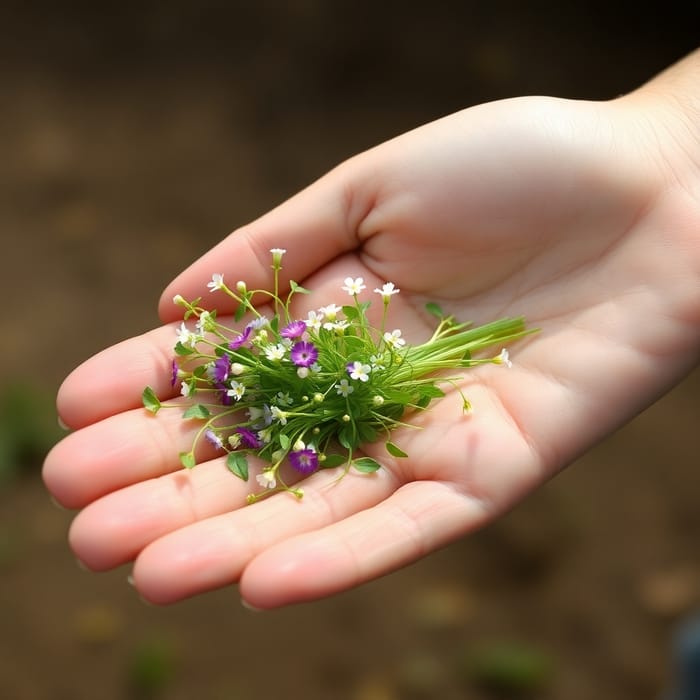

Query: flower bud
[[270, 248, 286, 268], [236, 280, 247, 293], [372, 395, 385, 406]]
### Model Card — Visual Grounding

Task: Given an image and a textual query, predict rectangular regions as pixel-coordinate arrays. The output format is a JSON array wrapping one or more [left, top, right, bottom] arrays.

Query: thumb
[[158, 160, 375, 322]]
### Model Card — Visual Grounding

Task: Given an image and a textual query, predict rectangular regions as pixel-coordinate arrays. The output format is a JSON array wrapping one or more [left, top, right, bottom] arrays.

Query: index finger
[[56, 324, 180, 429]]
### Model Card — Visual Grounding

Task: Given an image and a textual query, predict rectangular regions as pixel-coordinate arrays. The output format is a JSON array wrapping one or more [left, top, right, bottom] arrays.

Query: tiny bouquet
[[143, 248, 531, 503]]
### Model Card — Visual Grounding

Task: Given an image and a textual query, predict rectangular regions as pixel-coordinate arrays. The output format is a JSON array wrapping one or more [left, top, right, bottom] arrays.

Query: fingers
[[127, 477, 484, 607], [239, 481, 487, 609], [158, 163, 376, 323], [120, 466, 402, 604], [67, 456, 257, 570], [43, 402, 218, 509], [56, 324, 181, 429]]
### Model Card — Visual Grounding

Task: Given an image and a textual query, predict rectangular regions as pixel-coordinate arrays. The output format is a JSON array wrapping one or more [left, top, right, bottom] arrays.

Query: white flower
[[341, 277, 366, 296], [297, 366, 309, 378], [263, 343, 287, 361], [369, 354, 386, 371], [176, 322, 199, 348], [258, 426, 273, 443], [323, 319, 350, 332], [256, 470, 277, 489], [383, 329, 406, 349], [248, 405, 272, 427], [249, 316, 269, 330], [270, 405, 288, 425], [347, 361, 371, 382], [374, 282, 400, 301], [270, 248, 286, 267], [319, 304, 342, 321], [180, 381, 192, 397], [227, 381, 245, 401], [335, 379, 354, 397], [195, 310, 214, 333], [305, 310, 325, 330], [207, 273, 225, 292], [497, 348, 513, 368]]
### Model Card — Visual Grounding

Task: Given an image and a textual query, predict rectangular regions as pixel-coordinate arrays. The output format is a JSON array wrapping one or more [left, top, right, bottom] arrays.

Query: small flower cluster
[[143, 249, 531, 502]]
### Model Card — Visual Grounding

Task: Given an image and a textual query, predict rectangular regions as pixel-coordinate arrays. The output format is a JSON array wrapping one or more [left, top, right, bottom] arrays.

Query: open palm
[[44, 84, 700, 608]]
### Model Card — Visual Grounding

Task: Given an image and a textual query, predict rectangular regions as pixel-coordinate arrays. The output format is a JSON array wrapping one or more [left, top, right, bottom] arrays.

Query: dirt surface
[[1, 3, 699, 699]]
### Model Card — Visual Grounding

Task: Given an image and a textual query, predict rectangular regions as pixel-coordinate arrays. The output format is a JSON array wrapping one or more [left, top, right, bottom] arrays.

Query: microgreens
[[143, 248, 534, 503]]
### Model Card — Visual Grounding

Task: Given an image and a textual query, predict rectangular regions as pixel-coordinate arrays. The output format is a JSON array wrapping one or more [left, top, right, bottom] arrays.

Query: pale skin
[[43, 49, 700, 609]]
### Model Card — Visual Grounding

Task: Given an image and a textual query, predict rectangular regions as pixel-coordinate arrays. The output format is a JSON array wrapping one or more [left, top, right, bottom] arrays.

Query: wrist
[[618, 49, 700, 192]]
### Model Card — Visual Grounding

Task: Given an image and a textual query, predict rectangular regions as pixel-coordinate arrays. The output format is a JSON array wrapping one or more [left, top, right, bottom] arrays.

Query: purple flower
[[170, 360, 178, 387], [289, 448, 319, 475], [280, 320, 307, 339], [205, 429, 224, 450], [290, 341, 318, 368], [237, 427, 262, 449], [229, 325, 251, 350], [210, 355, 231, 383]]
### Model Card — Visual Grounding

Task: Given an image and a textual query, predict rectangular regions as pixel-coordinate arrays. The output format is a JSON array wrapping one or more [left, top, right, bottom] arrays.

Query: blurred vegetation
[[127, 635, 178, 699], [459, 641, 554, 696], [0, 381, 62, 485]]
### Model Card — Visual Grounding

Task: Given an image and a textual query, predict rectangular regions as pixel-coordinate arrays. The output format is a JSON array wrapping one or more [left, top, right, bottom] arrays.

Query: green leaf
[[234, 303, 246, 322], [385, 441, 408, 458], [179, 452, 196, 469], [338, 425, 358, 451], [385, 389, 414, 404], [182, 404, 211, 420], [174, 341, 194, 356], [425, 302, 445, 319], [226, 452, 249, 481], [319, 454, 348, 469], [417, 384, 445, 399], [416, 394, 432, 409], [278, 433, 291, 451], [142, 387, 161, 414], [356, 422, 378, 444], [289, 280, 311, 294], [342, 305, 359, 321], [353, 457, 381, 473]]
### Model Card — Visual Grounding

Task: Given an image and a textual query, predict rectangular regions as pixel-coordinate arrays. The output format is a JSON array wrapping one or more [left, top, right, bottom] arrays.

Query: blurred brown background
[[1, 2, 699, 699]]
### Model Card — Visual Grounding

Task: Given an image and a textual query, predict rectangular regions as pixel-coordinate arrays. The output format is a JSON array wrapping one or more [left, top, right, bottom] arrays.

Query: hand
[[43, 52, 700, 608]]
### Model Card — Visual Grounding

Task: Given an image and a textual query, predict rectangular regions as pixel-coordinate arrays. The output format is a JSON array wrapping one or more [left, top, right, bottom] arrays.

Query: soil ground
[[1, 4, 699, 699]]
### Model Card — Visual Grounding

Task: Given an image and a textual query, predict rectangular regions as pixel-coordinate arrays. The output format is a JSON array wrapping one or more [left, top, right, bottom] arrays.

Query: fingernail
[[58, 416, 71, 431], [75, 558, 90, 572], [241, 598, 264, 613], [128, 577, 155, 606], [49, 495, 68, 511]]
